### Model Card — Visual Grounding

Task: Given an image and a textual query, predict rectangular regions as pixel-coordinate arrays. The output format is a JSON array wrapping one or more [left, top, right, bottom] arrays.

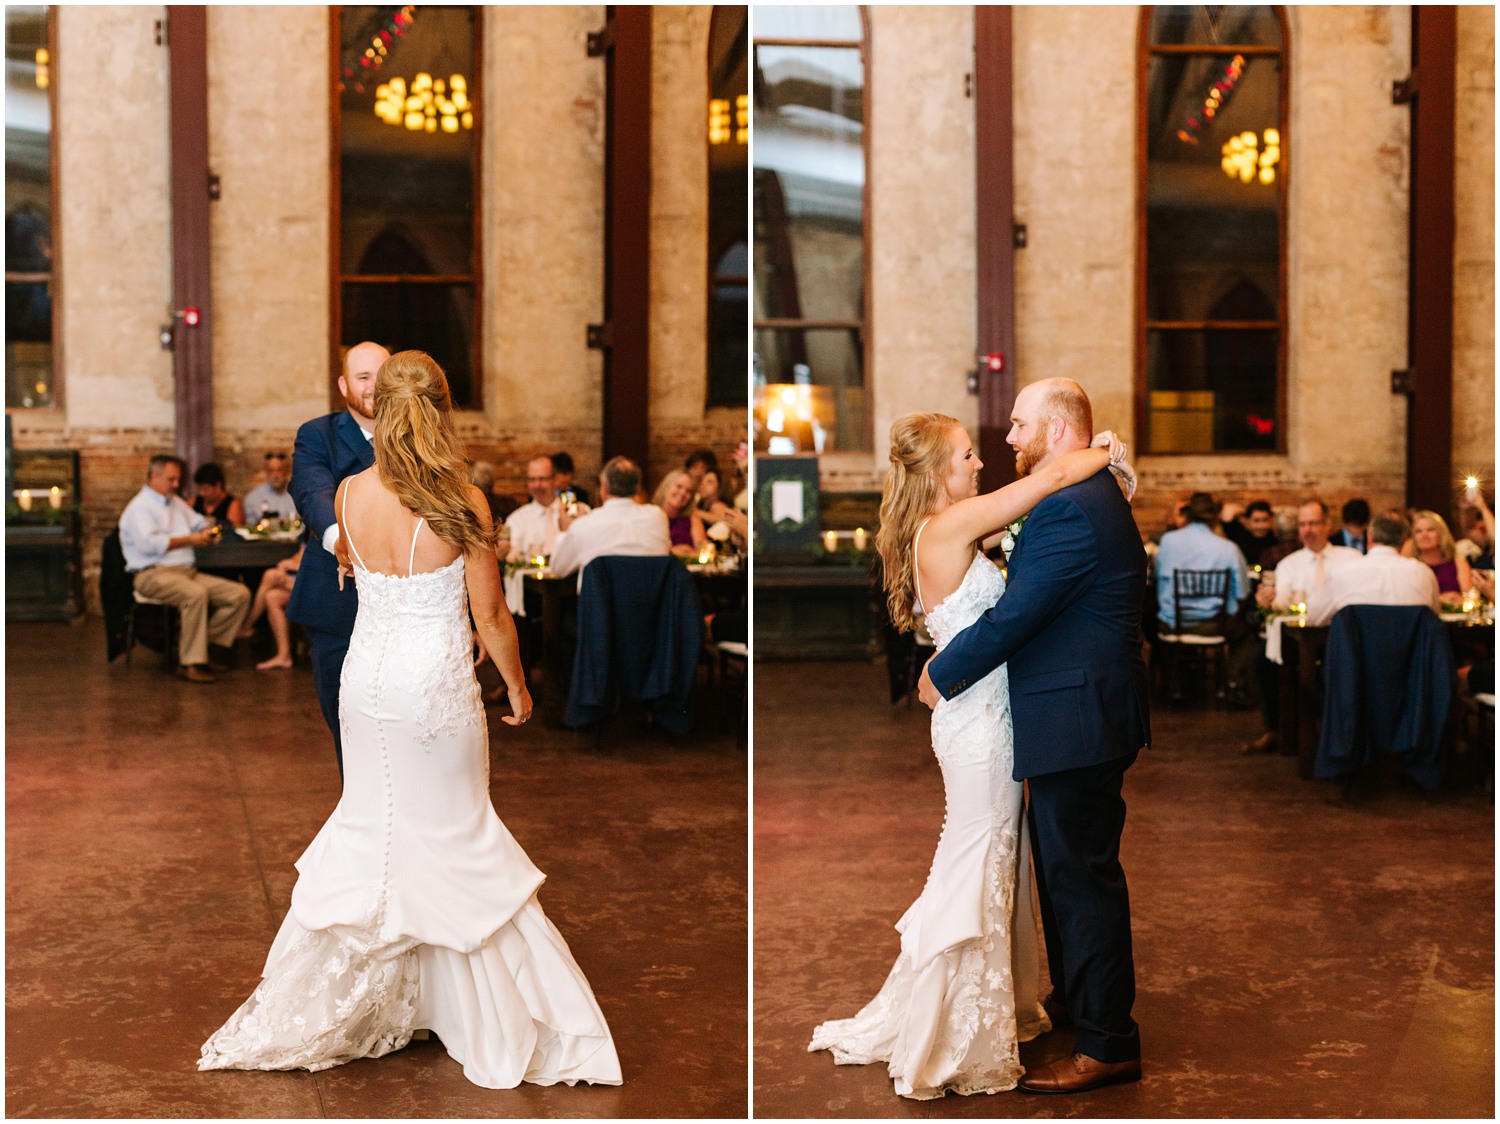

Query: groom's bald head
[[1010, 378, 1093, 474]]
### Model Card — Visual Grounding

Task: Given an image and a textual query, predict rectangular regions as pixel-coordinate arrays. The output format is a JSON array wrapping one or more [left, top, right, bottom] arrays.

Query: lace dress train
[[199, 521, 620, 1089], [809, 549, 1048, 1099]]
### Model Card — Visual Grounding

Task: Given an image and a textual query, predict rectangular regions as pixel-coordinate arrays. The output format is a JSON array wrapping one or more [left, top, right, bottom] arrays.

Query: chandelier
[[374, 72, 473, 133], [1221, 128, 1280, 185], [709, 95, 749, 145]]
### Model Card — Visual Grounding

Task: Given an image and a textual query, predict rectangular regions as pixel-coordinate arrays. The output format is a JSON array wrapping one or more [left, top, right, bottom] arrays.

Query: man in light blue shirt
[[118, 455, 250, 683], [1155, 491, 1254, 702]]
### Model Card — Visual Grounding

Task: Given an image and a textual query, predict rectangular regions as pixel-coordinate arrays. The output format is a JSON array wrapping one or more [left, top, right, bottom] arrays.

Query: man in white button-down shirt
[[550, 456, 671, 587], [118, 455, 251, 683], [1306, 512, 1441, 626]]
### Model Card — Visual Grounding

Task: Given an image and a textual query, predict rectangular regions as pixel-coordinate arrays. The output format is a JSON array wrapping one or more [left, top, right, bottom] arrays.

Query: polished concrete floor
[[754, 659, 1495, 1118], [6, 620, 747, 1118]]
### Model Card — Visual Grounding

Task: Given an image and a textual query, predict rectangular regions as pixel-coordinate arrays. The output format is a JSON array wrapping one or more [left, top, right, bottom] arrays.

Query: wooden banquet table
[[1274, 613, 1496, 779], [194, 534, 300, 581], [521, 560, 747, 729]]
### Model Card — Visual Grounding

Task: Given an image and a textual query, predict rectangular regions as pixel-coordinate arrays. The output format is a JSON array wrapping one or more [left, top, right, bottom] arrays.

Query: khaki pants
[[133, 566, 251, 667]]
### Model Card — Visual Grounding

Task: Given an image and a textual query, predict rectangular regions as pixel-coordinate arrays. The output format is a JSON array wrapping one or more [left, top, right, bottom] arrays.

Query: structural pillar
[[167, 6, 214, 471]]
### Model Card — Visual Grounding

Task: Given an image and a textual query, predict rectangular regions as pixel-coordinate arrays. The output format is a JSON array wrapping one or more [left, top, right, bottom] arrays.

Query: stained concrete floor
[[754, 659, 1495, 1119], [6, 620, 748, 1119]]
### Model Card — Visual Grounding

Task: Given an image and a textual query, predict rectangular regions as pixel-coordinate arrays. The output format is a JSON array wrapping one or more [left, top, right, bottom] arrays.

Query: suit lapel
[[335, 410, 376, 471]]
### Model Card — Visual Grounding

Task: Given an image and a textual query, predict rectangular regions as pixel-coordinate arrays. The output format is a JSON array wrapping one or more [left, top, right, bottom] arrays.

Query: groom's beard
[[1014, 430, 1049, 477]]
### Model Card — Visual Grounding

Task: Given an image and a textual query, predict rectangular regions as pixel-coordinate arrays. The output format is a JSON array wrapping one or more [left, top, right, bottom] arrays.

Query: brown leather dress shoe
[[1018, 1052, 1141, 1094], [175, 665, 216, 684], [203, 660, 231, 673]]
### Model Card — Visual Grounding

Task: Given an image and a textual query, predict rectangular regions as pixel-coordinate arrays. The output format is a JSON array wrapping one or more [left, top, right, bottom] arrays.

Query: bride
[[199, 351, 621, 1089], [808, 412, 1130, 1099]]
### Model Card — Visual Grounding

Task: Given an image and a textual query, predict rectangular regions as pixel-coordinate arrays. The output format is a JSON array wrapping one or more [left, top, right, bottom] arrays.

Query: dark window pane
[[708, 5, 748, 410], [1147, 6, 1282, 47], [339, 6, 475, 276], [1145, 328, 1278, 452], [342, 281, 474, 405], [754, 327, 865, 454], [6, 5, 53, 410]]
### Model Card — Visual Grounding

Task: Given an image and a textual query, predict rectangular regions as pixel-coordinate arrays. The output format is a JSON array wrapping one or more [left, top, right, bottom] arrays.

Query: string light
[[374, 71, 473, 133], [1177, 54, 1245, 145], [1221, 127, 1280, 185]]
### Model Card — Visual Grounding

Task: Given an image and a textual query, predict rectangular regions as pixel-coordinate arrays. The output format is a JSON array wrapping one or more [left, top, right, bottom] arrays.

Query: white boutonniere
[[1000, 516, 1027, 560]]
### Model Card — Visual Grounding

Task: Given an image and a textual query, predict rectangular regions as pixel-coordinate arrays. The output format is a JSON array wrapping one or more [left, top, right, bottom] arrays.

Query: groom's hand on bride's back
[[917, 657, 941, 710]]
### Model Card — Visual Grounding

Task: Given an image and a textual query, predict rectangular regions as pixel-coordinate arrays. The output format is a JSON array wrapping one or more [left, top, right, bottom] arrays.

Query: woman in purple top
[[1409, 509, 1471, 601], [654, 469, 707, 557]]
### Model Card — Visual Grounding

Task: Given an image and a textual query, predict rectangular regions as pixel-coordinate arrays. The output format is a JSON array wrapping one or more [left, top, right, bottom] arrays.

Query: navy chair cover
[[565, 555, 701, 734], [1316, 604, 1454, 790]]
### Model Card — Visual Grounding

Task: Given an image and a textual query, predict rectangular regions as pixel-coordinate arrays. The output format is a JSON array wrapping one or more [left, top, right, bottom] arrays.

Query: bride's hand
[[1109, 457, 1138, 502], [1091, 429, 1128, 465], [500, 682, 534, 727]]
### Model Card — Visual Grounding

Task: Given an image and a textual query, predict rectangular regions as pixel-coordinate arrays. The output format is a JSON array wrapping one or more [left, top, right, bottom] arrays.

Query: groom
[[286, 340, 389, 782], [919, 377, 1151, 1093]]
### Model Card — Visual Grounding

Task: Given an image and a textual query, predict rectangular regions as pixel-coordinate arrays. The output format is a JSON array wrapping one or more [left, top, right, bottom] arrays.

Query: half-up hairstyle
[[372, 350, 497, 554], [876, 412, 960, 633]]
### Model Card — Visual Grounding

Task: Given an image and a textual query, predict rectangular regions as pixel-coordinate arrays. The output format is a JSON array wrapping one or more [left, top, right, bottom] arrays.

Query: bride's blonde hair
[[876, 412, 961, 633], [372, 350, 496, 554]]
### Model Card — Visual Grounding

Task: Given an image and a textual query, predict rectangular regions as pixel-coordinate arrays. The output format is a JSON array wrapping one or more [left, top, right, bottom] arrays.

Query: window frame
[[705, 4, 748, 412], [5, 5, 63, 415], [751, 6, 873, 455], [1134, 6, 1290, 456], [327, 5, 483, 412]]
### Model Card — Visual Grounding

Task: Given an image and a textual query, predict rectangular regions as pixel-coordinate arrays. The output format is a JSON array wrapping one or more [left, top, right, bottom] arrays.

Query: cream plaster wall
[[648, 5, 746, 489], [1453, 6, 1495, 481], [1012, 5, 1138, 449], [1281, 6, 1409, 476], [55, 7, 173, 432], [849, 5, 978, 493], [483, 4, 605, 455], [208, 6, 330, 439]]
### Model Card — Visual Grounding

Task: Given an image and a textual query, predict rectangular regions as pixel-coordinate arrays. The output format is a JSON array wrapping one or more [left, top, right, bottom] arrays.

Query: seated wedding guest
[[684, 447, 719, 490], [551, 456, 671, 585], [238, 544, 303, 670], [1155, 491, 1255, 702], [1255, 500, 1362, 609], [242, 451, 298, 526], [694, 468, 749, 545], [1256, 506, 1302, 571], [552, 450, 592, 507], [1225, 500, 1277, 565], [1406, 509, 1472, 603], [654, 469, 708, 557], [192, 462, 245, 529], [470, 461, 518, 523], [119, 455, 251, 684], [505, 455, 562, 562], [730, 440, 750, 513], [1457, 491, 1495, 570], [1305, 512, 1441, 626], [1332, 498, 1371, 553]]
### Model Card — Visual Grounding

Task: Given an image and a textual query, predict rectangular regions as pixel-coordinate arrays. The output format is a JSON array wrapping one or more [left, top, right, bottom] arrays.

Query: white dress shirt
[[1305, 544, 1442, 625], [506, 499, 563, 561], [550, 498, 672, 588], [118, 485, 210, 571], [243, 482, 299, 524], [1269, 544, 1362, 608]]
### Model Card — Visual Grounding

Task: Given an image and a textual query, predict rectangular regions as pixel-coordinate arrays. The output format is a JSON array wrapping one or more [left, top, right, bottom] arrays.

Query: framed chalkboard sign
[[754, 455, 820, 552]]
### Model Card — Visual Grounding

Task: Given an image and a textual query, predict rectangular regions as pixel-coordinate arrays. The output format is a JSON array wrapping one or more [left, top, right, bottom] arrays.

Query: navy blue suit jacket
[[286, 410, 376, 637], [928, 468, 1151, 780]]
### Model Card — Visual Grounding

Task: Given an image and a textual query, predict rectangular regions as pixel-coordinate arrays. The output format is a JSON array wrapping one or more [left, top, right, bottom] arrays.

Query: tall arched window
[[1138, 7, 1287, 454], [752, 5, 868, 455], [706, 5, 747, 409], [5, 6, 58, 410], [333, 6, 481, 408]]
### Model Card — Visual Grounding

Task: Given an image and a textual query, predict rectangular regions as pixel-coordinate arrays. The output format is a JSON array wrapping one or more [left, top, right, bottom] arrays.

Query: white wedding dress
[[809, 528, 1049, 1099], [199, 513, 621, 1090]]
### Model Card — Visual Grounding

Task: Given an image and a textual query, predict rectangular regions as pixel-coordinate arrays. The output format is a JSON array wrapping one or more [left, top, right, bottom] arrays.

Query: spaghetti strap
[[408, 518, 425, 577], [912, 518, 932, 616], [341, 474, 368, 572]]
